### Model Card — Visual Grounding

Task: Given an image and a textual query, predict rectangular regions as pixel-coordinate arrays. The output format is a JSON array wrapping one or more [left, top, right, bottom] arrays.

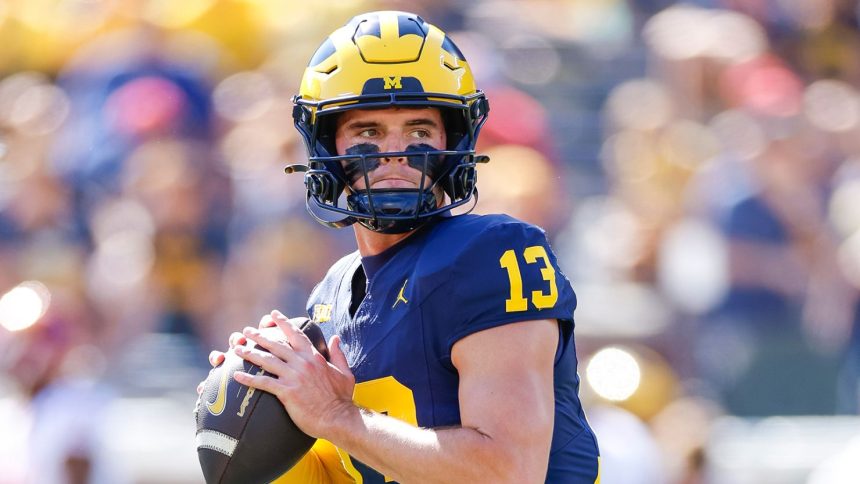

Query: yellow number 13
[[499, 245, 558, 312]]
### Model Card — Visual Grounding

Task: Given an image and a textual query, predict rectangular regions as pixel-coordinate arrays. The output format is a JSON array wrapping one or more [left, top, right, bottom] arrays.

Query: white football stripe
[[196, 430, 238, 457]]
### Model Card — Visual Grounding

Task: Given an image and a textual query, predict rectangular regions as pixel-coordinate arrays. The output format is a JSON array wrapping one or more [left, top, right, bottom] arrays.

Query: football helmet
[[289, 11, 490, 233]]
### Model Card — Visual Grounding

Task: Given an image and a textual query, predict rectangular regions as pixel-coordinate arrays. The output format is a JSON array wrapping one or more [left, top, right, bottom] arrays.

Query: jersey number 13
[[499, 245, 558, 312]]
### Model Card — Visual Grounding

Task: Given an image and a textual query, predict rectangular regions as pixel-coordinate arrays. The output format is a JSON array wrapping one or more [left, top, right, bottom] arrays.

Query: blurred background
[[1, 0, 859, 482]]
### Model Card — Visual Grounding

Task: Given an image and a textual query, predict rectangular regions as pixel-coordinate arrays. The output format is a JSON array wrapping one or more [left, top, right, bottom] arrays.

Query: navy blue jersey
[[306, 213, 599, 483]]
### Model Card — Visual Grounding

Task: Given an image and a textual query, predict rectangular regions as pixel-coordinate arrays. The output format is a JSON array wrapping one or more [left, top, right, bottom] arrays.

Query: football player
[[212, 11, 600, 483]]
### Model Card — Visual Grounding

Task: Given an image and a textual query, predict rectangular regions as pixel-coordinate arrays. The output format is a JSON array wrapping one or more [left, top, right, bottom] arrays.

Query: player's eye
[[358, 128, 378, 137], [410, 129, 430, 139]]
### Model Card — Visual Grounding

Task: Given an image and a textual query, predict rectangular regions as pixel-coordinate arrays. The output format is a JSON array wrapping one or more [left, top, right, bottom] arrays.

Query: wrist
[[318, 399, 362, 443]]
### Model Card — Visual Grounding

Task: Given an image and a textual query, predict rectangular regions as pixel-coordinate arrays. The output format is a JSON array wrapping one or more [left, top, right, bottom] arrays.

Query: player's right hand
[[196, 313, 282, 395], [207, 331, 247, 368]]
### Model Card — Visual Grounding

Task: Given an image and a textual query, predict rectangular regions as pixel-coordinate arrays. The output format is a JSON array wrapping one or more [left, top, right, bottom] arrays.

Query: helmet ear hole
[[307, 171, 342, 204], [316, 114, 339, 156], [446, 164, 476, 201], [440, 108, 468, 150]]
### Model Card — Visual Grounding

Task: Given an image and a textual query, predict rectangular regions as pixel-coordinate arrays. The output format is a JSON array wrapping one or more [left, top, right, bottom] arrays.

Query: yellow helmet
[[290, 11, 490, 233]]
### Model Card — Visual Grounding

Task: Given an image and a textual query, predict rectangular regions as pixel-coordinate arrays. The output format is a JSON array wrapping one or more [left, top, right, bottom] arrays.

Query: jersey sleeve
[[272, 439, 355, 484], [442, 219, 577, 352]]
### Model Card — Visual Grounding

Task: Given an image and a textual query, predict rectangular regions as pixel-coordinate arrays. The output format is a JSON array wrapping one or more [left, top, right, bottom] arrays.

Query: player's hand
[[195, 314, 280, 396], [232, 309, 356, 439]]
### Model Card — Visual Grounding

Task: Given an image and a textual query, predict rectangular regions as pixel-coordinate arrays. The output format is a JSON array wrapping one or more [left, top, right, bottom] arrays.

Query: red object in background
[[103, 76, 188, 137], [719, 54, 804, 117], [479, 85, 551, 152]]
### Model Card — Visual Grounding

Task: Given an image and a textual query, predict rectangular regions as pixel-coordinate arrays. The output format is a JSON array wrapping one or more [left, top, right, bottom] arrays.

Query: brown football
[[195, 319, 329, 484]]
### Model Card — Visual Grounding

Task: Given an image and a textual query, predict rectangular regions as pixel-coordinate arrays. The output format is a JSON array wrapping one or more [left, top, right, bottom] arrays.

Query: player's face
[[334, 107, 447, 190]]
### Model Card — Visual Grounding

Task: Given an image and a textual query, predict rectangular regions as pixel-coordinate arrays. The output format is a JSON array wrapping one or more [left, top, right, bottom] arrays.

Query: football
[[195, 318, 330, 484]]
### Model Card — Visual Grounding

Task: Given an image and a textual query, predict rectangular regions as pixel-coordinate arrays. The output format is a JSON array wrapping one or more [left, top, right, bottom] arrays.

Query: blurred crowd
[[1, 0, 860, 483]]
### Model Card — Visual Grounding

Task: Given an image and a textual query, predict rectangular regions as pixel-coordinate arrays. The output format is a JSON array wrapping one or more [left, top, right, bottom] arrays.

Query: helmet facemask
[[294, 99, 489, 233]]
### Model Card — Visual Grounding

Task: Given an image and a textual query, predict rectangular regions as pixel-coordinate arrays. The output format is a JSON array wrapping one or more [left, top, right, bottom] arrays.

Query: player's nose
[[380, 134, 408, 164]]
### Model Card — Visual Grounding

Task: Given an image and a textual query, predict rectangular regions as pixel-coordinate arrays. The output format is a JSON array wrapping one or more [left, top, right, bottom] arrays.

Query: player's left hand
[[232, 310, 356, 440]]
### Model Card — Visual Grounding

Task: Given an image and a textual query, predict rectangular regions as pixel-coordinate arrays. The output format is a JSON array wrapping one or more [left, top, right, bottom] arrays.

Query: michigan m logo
[[383, 76, 402, 89]]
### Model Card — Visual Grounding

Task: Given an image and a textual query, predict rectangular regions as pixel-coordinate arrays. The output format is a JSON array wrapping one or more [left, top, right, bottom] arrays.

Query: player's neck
[[353, 225, 415, 257]]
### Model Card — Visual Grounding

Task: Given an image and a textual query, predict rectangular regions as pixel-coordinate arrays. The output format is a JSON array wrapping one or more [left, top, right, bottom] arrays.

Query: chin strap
[[460, 187, 480, 215], [305, 194, 357, 229]]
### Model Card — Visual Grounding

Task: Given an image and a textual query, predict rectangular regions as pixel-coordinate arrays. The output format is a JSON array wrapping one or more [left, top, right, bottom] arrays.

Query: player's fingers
[[234, 345, 291, 376], [270, 311, 314, 355], [228, 332, 246, 348], [242, 325, 297, 363], [209, 350, 225, 368], [328, 335, 351, 375], [258, 313, 277, 329], [233, 371, 285, 397]]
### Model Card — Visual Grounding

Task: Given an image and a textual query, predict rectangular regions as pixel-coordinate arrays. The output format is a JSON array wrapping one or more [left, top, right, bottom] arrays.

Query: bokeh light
[[603, 130, 659, 183], [658, 218, 728, 314], [804, 80, 860, 133], [0, 281, 51, 332], [709, 109, 767, 160], [605, 79, 673, 132], [586, 346, 642, 402], [644, 5, 765, 63], [89, 197, 156, 245], [838, 231, 860, 290], [87, 230, 155, 298], [221, 123, 289, 178], [11, 0, 113, 36], [577, 196, 647, 274], [474, 144, 561, 228], [781, 0, 836, 30], [500, 33, 560, 86], [643, 5, 712, 60], [0, 72, 52, 124], [137, 0, 217, 28], [829, 179, 860, 238], [3, 78, 70, 135], [213, 71, 276, 123], [658, 119, 721, 170], [706, 10, 767, 63]]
